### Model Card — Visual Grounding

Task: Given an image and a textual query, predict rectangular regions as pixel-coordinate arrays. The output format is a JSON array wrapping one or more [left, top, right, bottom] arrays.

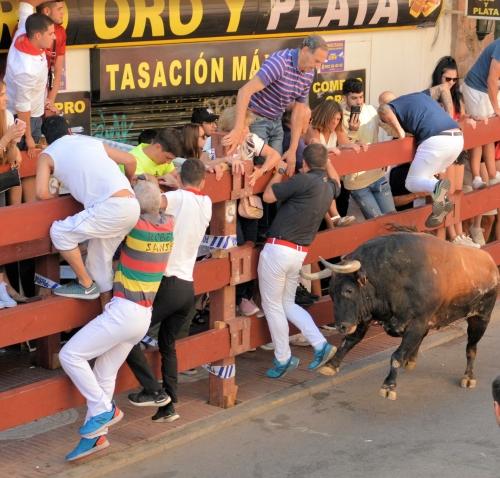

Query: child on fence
[[59, 178, 174, 461]]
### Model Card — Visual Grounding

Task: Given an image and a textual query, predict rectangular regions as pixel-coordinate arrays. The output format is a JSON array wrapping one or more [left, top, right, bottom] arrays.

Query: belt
[[266, 238, 309, 252], [437, 130, 463, 136]]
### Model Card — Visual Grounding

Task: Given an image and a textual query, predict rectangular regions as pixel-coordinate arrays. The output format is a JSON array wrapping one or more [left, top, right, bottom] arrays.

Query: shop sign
[[309, 69, 366, 110], [466, 0, 500, 19], [1, 0, 444, 51], [91, 37, 299, 101]]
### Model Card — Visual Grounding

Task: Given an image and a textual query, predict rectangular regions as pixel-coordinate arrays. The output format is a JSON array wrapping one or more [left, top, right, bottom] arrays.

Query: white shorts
[[461, 82, 499, 118], [50, 196, 140, 292]]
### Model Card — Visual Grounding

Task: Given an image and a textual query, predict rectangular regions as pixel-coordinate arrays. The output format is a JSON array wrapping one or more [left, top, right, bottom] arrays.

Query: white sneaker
[[489, 172, 500, 185], [462, 235, 480, 248], [0, 283, 16, 308], [452, 235, 480, 248], [239, 298, 261, 317], [469, 226, 486, 246], [472, 176, 487, 190], [289, 334, 310, 347], [260, 342, 275, 351]]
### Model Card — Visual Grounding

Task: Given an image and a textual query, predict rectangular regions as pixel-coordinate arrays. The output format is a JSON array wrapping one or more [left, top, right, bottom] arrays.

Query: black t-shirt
[[389, 163, 412, 211], [267, 168, 339, 246]]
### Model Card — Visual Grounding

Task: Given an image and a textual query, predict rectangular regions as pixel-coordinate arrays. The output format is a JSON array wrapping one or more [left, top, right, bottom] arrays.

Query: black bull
[[302, 232, 499, 400]]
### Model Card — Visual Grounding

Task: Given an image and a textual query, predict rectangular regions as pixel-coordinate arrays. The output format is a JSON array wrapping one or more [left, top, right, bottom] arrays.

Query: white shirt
[[241, 133, 265, 161], [5, 2, 47, 117], [319, 131, 338, 149], [164, 189, 212, 281], [44, 135, 132, 208]]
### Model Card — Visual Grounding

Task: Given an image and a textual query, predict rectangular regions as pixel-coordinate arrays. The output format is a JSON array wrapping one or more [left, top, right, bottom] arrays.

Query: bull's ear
[[356, 270, 368, 287]]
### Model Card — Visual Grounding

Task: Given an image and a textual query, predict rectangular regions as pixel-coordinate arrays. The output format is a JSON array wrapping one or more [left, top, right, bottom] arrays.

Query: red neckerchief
[[184, 187, 205, 196], [15, 35, 44, 56]]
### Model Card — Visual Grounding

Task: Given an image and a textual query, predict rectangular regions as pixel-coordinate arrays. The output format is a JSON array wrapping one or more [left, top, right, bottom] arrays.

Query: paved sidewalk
[[0, 320, 470, 478]]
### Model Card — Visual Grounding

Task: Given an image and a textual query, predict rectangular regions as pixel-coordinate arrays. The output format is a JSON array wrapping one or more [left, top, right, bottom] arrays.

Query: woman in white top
[[306, 100, 358, 227], [0, 78, 27, 307]]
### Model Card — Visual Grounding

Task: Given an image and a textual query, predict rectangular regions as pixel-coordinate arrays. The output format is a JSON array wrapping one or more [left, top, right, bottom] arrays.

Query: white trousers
[[406, 134, 464, 193], [59, 297, 151, 420], [258, 243, 326, 363], [50, 196, 140, 292]]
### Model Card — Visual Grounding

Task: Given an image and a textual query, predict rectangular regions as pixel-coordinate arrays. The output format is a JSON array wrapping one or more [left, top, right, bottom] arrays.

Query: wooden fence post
[[34, 254, 61, 369], [208, 199, 239, 408]]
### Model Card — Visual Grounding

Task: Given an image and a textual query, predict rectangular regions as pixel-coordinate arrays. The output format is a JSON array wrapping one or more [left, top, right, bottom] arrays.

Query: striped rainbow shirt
[[113, 217, 174, 307], [249, 48, 315, 120]]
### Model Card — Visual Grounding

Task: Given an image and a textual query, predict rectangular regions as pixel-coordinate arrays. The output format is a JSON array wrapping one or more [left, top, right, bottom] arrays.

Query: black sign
[[1, 0, 444, 51], [54, 91, 91, 135], [91, 38, 299, 101], [466, 0, 500, 19], [309, 69, 367, 110]]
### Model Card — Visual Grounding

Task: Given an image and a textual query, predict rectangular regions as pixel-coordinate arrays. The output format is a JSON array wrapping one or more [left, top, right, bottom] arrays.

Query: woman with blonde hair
[[0, 79, 24, 205], [0, 78, 27, 307], [218, 105, 281, 317], [306, 100, 357, 227]]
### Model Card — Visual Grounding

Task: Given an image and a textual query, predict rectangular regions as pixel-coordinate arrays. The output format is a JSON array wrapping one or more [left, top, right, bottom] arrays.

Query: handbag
[[238, 194, 263, 219], [0, 166, 21, 194]]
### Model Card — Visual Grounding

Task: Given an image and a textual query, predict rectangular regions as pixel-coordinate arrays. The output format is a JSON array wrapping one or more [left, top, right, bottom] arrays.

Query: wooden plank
[[0, 299, 332, 431], [193, 257, 231, 294], [0, 327, 230, 431], [0, 296, 102, 348], [34, 255, 62, 369], [0, 196, 81, 247]]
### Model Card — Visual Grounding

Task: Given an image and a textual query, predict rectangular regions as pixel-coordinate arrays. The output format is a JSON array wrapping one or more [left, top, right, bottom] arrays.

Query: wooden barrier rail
[[0, 118, 499, 430]]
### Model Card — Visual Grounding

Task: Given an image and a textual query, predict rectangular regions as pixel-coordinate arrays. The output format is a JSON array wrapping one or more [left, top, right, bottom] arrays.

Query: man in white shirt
[[126, 158, 212, 424], [35, 116, 139, 306], [5, 9, 55, 159]]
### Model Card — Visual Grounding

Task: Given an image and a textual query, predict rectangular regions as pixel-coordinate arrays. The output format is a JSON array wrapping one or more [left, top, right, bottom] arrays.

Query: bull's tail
[[385, 223, 419, 234]]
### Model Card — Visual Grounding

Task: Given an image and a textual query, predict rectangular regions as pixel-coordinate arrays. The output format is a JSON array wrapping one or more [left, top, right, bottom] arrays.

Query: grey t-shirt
[[465, 39, 500, 93]]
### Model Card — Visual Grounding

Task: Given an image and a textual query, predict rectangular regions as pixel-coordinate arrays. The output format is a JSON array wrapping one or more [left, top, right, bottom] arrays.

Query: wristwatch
[[277, 167, 286, 175]]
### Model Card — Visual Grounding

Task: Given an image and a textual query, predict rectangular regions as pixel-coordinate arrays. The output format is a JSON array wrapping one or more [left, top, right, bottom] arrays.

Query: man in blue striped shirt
[[223, 36, 328, 176]]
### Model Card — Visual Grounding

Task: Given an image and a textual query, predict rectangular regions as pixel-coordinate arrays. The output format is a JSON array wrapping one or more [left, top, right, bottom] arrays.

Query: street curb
[[53, 321, 468, 478]]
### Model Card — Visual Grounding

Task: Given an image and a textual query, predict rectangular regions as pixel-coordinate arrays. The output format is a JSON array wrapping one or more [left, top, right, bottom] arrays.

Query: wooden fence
[[0, 118, 499, 431]]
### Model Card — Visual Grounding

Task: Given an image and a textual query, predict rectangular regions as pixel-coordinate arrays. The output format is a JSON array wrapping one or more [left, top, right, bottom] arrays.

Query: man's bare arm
[[428, 83, 454, 116], [377, 104, 405, 138]]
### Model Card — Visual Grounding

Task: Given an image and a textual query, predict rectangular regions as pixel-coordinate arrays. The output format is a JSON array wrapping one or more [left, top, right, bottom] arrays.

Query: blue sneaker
[[308, 342, 337, 371], [79, 403, 123, 439], [266, 356, 300, 379], [65, 435, 109, 461]]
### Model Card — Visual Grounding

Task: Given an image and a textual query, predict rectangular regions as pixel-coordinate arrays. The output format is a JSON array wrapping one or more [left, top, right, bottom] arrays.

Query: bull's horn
[[300, 269, 333, 281], [319, 257, 361, 273]]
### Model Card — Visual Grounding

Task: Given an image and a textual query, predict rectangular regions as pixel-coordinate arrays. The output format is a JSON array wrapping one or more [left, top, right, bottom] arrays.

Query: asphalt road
[[108, 311, 500, 478]]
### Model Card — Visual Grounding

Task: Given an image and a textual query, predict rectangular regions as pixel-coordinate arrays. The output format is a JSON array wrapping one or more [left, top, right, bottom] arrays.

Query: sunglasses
[[444, 77, 459, 82]]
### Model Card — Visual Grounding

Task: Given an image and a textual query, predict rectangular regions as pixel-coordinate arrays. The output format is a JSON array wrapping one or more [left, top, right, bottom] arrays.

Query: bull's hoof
[[460, 377, 477, 389], [318, 364, 338, 376], [404, 360, 417, 371], [379, 387, 397, 400]]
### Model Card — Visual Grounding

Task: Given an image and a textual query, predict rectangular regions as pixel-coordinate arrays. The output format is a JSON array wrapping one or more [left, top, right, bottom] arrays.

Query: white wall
[[323, 11, 453, 106], [62, 49, 91, 93]]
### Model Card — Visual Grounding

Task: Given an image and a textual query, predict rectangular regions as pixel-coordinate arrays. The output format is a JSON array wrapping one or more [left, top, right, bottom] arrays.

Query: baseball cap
[[191, 107, 218, 124]]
